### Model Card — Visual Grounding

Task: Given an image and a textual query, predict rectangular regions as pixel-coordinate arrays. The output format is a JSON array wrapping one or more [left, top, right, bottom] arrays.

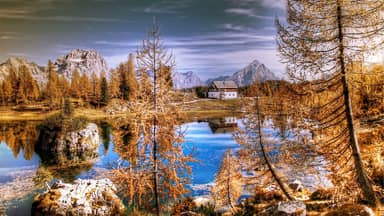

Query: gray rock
[[0, 57, 47, 87], [288, 179, 303, 192], [173, 71, 205, 89], [32, 178, 124, 216], [205, 59, 279, 87], [260, 201, 306, 216], [36, 123, 100, 165], [54, 49, 109, 80]]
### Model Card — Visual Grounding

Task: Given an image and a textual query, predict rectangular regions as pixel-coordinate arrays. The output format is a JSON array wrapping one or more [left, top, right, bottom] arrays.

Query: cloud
[[260, 0, 286, 10], [0, 13, 122, 22], [142, 0, 193, 14], [225, 8, 274, 20]]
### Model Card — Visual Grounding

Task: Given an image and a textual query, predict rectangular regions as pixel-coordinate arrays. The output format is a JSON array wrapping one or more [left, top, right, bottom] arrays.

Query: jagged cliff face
[[173, 71, 205, 89], [54, 49, 108, 80], [231, 60, 279, 87], [0, 57, 47, 87]]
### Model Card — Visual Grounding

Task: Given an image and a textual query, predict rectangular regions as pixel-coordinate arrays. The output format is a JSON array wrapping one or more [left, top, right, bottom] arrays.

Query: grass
[[0, 98, 244, 122]]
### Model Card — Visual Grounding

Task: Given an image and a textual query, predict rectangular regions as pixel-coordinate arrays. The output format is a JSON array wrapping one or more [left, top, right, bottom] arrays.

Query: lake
[[0, 116, 332, 215], [0, 117, 241, 215]]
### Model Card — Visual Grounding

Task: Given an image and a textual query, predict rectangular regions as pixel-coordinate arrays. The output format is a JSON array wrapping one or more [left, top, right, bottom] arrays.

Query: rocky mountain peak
[[55, 49, 108, 80], [231, 60, 279, 87], [173, 71, 205, 89], [0, 57, 47, 87]]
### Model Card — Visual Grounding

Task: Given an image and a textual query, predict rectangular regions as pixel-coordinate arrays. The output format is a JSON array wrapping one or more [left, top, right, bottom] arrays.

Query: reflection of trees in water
[[100, 122, 111, 155], [0, 121, 38, 160], [109, 115, 193, 213]]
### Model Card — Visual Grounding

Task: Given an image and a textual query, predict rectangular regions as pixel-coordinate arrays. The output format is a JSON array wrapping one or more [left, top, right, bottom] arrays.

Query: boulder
[[259, 201, 306, 216], [324, 204, 374, 216], [36, 123, 100, 165], [288, 179, 303, 192], [32, 178, 124, 216]]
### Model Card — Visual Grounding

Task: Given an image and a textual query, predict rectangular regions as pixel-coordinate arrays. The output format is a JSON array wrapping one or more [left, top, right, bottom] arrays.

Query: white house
[[207, 80, 238, 99]]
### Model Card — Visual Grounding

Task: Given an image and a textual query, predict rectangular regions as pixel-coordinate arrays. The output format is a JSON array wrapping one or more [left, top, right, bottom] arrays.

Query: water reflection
[[208, 117, 238, 134], [0, 121, 38, 161]]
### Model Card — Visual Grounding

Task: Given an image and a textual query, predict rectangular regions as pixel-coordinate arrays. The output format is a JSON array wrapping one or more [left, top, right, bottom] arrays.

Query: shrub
[[310, 188, 333, 201], [253, 187, 284, 204]]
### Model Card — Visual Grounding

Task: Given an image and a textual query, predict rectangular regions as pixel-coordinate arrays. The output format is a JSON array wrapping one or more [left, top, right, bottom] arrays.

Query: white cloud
[[260, 0, 286, 10], [225, 8, 274, 20]]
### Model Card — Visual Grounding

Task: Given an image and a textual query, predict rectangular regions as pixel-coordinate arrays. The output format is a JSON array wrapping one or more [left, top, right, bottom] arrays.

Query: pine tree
[[100, 73, 109, 105], [276, 0, 384, 206]]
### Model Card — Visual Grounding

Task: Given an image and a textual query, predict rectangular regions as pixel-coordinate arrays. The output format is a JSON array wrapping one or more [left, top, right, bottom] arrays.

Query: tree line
[[0, 52, 172, 110]]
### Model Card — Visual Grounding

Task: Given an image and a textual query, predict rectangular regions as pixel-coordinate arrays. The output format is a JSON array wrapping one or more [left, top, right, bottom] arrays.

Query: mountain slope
[[54, 49, 108, 80], [173, 71, 205, 89], [205, 60, 279, 87], [232, 60, 278, 87], [0, 57, 47, 87]]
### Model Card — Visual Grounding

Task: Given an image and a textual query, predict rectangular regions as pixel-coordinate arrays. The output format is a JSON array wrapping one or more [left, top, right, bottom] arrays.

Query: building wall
[[208, 91, 237, 99]]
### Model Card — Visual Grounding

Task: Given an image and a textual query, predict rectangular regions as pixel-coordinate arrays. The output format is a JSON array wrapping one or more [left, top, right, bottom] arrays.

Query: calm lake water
[[0, 117, 241, 215], [0, 117, 332, 215]]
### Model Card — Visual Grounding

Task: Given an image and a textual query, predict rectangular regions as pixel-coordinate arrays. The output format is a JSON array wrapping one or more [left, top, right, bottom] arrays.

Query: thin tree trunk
[[226, 152, 233, 209], [255, 96, 294, 201], [336, 1, 376, 207]]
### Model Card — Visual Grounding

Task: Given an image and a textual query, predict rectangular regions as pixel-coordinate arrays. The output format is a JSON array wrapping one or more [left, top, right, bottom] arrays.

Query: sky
[[1, 0, 287, 80]]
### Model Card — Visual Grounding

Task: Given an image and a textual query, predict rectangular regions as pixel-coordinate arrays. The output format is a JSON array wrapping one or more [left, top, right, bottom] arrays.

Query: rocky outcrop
[[54, 49, 108, 80], [0, 57, 47, 87], [32, 178, 124, 216], [36, 123, 100, 165], [259, 201, 306, 216], [173, 71, 205, 89]]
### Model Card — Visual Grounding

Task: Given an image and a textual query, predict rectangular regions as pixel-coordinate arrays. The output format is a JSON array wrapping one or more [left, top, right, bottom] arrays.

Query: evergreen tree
[[100, 74, 109, 105]]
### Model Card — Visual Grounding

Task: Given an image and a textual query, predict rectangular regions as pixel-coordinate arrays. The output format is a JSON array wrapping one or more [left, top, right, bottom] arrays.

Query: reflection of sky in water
[[0, 142, 40, 183], [182, 122, 240, 196]]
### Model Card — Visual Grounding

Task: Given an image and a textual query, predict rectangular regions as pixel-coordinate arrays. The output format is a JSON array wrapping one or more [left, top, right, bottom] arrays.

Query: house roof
[[211, 80, 238, 89]]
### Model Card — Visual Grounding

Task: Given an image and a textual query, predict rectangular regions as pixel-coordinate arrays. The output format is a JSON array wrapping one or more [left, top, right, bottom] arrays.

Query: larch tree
[[111, 19, 192, 215], [212, 150, 242, 211], [100, 72, 109, 105], [79, 74, 92, 103], [235, 97, 295, 201], [45, 60, 62, 109], [276, 0, 384, 206], [109, 68, 121, 99], [70, 69, 81, 98]]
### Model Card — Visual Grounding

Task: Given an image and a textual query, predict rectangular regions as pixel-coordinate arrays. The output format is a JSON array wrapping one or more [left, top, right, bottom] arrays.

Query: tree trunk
[[255, 97, 294, 201], [336, 1, 377, 207]]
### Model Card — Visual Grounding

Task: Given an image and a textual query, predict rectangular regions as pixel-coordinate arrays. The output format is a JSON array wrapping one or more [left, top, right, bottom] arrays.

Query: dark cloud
[[0, 0, 286, 80]]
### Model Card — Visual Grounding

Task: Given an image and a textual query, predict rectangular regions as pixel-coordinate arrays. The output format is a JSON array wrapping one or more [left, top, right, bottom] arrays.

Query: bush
[[39, 112, 89, 133], [253, 187, 284, 204], [171, 197, 197, 215], [324, 204, 372, 216], [310, 188, 333, 201]]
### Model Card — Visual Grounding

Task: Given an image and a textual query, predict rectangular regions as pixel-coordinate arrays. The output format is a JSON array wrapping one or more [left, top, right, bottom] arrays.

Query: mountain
[[205, 60, 279, 87], [232, 60, 278, 86], [54, 49, 108, 80], [0, 57, 47, 87], [173, 71, 205, 89]]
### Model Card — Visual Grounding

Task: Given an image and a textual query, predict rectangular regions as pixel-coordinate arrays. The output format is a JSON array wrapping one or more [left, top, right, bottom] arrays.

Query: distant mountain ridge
[[206, 60, 279, 87], [173, 71, 205, 89]]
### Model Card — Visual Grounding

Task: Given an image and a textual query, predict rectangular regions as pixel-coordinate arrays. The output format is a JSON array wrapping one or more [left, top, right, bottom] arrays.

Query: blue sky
[[0, 0, 286, 80]]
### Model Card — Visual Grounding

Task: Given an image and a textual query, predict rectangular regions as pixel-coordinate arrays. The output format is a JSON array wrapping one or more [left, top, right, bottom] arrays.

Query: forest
[[0, 0, 383, 216]]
